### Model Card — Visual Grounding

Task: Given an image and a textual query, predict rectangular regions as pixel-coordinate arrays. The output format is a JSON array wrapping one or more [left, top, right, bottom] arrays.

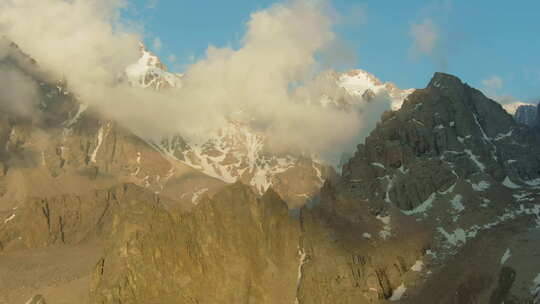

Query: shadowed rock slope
[[337, 72, 540, 303]]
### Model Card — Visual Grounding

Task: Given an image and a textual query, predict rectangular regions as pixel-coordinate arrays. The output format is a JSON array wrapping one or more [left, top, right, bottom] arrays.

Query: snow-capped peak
[[502, 101, 534, 115], [125, 42, 183, 90], [337, 69, 414, 110], [339, 69, 384, 96]]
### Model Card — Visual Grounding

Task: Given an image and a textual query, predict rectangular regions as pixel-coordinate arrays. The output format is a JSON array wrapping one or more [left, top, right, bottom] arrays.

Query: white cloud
[[167, 54, 177, 63], [410, 18, 439, 56], [0, 0, 391, 164], [342, 4, 368, 26], [482, 75, 503, 92], [479, 75, 529, 112], [152, 37, 162, 52], [410, 1, 454, 71], [0, 63, 41, 120], [0, 0, 141, 88], [147, 0, 158, 9]]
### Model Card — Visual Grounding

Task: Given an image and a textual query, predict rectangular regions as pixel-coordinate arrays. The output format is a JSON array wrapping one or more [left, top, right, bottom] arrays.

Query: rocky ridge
[[336, 72, 540, 302]]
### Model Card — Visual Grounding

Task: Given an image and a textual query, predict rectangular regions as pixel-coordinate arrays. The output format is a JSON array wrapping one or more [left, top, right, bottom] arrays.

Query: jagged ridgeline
[[1, 38, 540, 304]]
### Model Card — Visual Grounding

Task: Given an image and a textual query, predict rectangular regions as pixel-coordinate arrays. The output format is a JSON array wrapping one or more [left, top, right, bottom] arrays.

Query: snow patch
[[403, 193, 436, 216], [411, 260, 424, 272], [126, 45, 182, 89], [339, 70, 384, 97], [480, 198, 491, 208], [377, 215, 392, 240], [412, 118, 424, 126], [437, 227, 473, 247], [500, 248, 511, 265], [494, 129, 513, 141], [312, 162, 324, 185], [451, 194, 465, 212], [66, 103, 88, 127], [174, 121, 298, 193], [471, 180, 490, 191], [531, 273, 540, 298], [502, 177, 521, 189], [389, 284, 407, 301], [295, 245, 308, 304], [371, 162, 385, 169], [384, 175, 395, 203], [191, 188, 209, 205], [524, 178, 540, 187], [3, 214, 15, 224], [90, 125, 105, 163], [439, 204, 540, 250], [514, 192, 534, 202], [472, 114, 491, 142], [464, 149, 486, 171]]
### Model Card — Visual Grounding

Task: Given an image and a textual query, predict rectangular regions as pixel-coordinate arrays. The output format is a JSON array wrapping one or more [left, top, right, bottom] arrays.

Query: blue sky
[[124, 0, 539, 102]]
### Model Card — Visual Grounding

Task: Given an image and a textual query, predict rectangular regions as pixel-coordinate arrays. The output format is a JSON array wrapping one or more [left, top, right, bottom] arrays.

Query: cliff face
[[336, 73, 540, 303], [90, 183, 301, 304]]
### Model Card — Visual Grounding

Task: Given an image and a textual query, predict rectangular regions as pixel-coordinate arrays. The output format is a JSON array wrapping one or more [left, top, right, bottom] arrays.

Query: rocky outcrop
[[343, 73, 540, 209], [90, 183, 300, 304], [296, 183, 431, 303], [0, 183, 165, 251]]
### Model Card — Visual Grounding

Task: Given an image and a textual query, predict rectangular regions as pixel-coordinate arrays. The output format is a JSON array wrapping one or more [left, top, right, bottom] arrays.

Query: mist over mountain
[[0, 1, 539, 304], [0, 0, 404, 164]]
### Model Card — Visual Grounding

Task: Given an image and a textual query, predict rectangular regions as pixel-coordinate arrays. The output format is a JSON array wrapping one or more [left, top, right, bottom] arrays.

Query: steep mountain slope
[[335, 72, 540, 303]]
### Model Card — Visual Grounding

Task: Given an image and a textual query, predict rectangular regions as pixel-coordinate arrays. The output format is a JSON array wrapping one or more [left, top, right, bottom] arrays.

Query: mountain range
[[1, 38, 539, 304]]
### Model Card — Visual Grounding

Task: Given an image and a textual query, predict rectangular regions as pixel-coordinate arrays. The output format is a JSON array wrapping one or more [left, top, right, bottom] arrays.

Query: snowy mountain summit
[[338, 69, 415, 110], [125, 43, 183, 90], [122, 46, 415, 206]]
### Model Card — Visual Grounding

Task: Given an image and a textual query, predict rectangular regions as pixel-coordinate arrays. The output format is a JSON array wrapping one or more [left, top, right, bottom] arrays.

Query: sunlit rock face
[[90, 184, 301, 304]]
